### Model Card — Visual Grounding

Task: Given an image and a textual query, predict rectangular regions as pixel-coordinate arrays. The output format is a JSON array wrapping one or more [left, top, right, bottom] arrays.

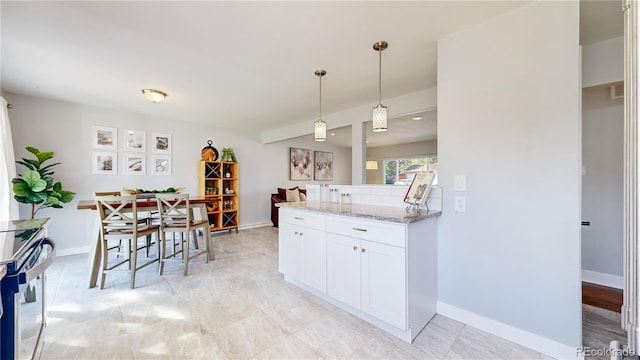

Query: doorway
[[581, 84, 624, 291]]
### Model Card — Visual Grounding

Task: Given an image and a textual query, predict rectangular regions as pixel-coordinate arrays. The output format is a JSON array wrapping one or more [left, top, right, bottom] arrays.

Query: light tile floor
[[41, 226, 552, 359]]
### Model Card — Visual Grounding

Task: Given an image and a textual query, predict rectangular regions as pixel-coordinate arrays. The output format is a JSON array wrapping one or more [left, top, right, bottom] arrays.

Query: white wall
[[4, 92, 350, 254], [582, 36, 623, 88], [437, 2, 581, 358], [264, 138, 352, 190], [582, 86, 623, 287], [366, 140, 437, 184]]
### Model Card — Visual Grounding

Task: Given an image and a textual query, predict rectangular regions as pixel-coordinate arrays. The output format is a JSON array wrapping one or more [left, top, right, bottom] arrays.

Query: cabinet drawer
[[281, 209, 326, 230], [326, 216, 406, 248]]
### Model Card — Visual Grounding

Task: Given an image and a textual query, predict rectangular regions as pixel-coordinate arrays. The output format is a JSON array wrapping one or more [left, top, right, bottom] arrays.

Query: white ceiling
[[1, 1, 623, 144]]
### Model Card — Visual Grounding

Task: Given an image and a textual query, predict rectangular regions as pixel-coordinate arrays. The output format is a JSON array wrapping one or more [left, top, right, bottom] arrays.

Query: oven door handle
[[22, 239, 55, 284]]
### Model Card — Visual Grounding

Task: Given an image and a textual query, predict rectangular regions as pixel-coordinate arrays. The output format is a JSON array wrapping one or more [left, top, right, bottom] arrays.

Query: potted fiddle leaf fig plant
[[12, 146, 75, 219]]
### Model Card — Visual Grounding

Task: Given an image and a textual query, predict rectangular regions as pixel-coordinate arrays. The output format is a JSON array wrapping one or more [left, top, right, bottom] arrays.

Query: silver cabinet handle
[[294, 217, 304, 220], [353, 246, 358, 251], [352, 227, 367, 232], [294, 231, 299, 235], [299, 232, 304, 236], [361, 248, 366, 253]]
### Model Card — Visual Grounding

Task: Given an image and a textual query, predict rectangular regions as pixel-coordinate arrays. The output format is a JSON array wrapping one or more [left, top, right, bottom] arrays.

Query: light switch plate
[[455, 196, 466, 213], [454, 175, 467, 191]]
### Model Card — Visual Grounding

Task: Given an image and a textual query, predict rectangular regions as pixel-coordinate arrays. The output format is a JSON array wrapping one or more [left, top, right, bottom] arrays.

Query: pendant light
[[372, 41, 388, 132], [314, 69, 327, 142]]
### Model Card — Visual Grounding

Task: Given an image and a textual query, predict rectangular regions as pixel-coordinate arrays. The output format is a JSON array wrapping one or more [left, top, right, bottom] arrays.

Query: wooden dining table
[[77, 197, 214, 288]]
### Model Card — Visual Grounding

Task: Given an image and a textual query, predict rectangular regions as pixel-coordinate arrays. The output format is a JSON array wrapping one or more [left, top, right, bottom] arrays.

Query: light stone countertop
[[277, 201, 441, 224]]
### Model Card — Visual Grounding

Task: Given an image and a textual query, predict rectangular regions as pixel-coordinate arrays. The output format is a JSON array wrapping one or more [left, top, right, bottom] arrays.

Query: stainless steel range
[[0, 218, 54, 360]]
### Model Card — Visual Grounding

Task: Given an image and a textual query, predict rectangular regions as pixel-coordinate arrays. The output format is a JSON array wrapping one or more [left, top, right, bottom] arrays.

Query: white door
[[361, 239, 407, 329], [327, 233, 360, 309]]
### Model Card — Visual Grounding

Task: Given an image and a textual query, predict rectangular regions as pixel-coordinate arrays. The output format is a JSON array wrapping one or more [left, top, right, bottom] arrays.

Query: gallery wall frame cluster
[[91, 125, 172, 176], [289, 147, 333, 181]]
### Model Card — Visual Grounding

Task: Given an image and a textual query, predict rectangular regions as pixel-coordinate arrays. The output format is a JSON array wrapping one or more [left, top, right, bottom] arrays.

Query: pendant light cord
[[319, 74, 322, 119], [378, 45, 382, 104]]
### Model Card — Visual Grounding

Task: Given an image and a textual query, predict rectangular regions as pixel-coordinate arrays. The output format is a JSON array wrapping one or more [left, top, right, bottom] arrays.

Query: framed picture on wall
[[152, 133, 171, 154], [289, 148, 313, 181], [92, 151, 117, 175], [124, 129, 146, 152], [403, 172, 437, 205], [314, 151, 333, 181], [92, 126, 117, 150], [152, 155, 171, 175], [124, 153, 146, 175]]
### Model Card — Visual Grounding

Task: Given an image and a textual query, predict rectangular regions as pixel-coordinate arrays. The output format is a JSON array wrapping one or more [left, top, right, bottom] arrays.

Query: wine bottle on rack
[[225, 165, 232, 178]]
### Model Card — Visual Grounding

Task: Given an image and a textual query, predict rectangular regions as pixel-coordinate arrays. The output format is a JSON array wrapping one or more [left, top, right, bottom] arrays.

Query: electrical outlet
[[455, 196, 466, 213]]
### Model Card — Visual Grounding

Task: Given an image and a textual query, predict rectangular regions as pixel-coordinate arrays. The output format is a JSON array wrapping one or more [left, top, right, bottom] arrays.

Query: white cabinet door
[[280, 222, 301, 281], [327, 233, 360, 309], [361, 240, 407, 330], [299, 227, 326, 292]]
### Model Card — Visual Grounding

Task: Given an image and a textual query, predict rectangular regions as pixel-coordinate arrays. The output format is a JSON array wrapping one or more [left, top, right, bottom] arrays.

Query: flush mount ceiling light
[[141, 89, 167, 103], [372, 41, 388, 132], [314, 70, 327, 142], [412, 116, 423, 121]]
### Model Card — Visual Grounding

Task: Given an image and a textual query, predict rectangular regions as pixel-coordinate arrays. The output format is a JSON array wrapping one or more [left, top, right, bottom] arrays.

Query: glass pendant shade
[[372, 104, 387, 132], [315, 119, 327, 141]]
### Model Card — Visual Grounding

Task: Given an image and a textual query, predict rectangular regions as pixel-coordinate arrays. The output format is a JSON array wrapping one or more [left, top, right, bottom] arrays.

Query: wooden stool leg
[[183, 232, 190, 276], [159, 231, 167, 275], [130, 238, 138, 289], [100, 236, 109, 289]]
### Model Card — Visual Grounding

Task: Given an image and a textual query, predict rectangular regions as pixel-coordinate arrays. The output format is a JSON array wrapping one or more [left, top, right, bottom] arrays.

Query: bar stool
[[95, 195, 160, 289], [155, 193, 210, 276]]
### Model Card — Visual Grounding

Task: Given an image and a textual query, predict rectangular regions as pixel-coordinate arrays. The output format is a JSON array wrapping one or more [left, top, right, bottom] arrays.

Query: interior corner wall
[[437, 1, 581, 356], [581, 86, 623, 285], [4, 92, 351, 255]]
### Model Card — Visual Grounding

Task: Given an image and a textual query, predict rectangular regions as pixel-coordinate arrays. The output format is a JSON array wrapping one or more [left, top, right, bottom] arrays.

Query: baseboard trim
[[437, 301, 582, 360], [239, 222, 272, 230], [582, 270, 623, 289]]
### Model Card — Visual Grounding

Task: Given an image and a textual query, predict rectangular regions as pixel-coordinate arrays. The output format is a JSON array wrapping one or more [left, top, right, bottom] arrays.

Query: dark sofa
[[271, 187, 307, 227]]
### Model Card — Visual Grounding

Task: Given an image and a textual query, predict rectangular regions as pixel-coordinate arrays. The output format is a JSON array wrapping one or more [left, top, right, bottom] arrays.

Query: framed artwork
[[403, 172, 437, 205], [152, 155, 171, 175], [289, 148, 313, 181], [124, 129, 146, 152], [124, 153, 146, 175], [152, 133, 171, 153], [314, 151, 333, 181], [92, 152, 117, 175], [92, 126, 117, 150]]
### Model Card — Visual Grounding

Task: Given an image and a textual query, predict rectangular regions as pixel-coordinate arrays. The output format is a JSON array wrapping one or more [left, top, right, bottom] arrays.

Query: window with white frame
[[383, 155, 438, 185]]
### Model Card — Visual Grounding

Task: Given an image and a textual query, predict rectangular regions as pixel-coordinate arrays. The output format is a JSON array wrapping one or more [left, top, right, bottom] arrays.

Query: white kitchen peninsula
[[277, 192, 440, 343]]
